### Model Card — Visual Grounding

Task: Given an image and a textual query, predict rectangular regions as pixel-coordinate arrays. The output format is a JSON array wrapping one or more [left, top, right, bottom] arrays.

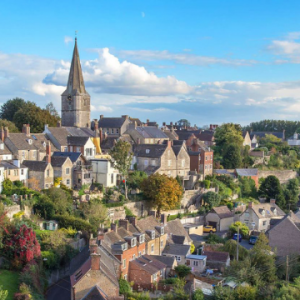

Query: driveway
[[239, 239, 254, 250]]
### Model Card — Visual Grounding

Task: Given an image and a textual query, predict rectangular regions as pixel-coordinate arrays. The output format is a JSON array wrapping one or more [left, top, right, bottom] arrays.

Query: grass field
[[0, 270, 19, 300]]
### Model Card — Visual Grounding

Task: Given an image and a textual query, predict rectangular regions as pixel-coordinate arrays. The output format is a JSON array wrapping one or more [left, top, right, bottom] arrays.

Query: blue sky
[[1, 0, 300, 126]]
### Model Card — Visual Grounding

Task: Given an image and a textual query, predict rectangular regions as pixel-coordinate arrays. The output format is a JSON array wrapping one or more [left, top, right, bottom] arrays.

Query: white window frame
[[153, 273, 157, 281], [123, 259, 126, 269], [151, 244, 154, 253], [168, 160, 171, 167]]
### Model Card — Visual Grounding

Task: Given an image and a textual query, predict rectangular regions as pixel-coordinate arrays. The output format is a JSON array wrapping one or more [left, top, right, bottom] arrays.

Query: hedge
[[53, 215, 93, 232], [104, 201, 124, 208]]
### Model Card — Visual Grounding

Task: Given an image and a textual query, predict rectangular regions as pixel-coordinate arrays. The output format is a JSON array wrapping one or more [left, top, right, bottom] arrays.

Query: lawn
[[0, 270, 19, 300]]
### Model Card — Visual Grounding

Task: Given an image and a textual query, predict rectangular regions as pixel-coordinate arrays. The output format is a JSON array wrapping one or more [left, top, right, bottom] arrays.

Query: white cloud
[[141, 12, 145, 18], [64, 36, 73, 45], [91, 105, 113, 112], [118, 49, 258, 66]]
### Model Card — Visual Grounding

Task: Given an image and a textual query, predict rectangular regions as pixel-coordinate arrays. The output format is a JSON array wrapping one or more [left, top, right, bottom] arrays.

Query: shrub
[[204, 233, 226, 244], [175, 265, 191, 278], [226, 202, 234, 210], [41, 250, 59, 269], [119, 194, 126, 202], [124, 207, 135, 217], [13, 211, 24, 219], [104, 201, 124, 208], [53, 215, 93, 232], [119, 278, 131, 295], [203, 180, 211, 189]]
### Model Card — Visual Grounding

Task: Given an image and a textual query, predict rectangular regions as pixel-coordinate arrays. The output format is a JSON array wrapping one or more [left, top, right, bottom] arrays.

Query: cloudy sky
[[2, 0, 300, 126]]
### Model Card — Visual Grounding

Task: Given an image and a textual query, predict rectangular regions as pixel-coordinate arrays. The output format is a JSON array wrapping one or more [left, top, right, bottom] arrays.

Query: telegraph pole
[[236, 226, 239, 261]]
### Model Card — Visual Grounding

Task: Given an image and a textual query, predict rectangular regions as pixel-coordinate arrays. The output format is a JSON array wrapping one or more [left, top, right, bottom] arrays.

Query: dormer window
[[261, 209, 265, 217], [146, 149, 150, 154], [273, 208, 277, 216], [121, 243, 128, 251], [0, 143, 4, 150], [161, 227, 164, 235], [151, 231, 155, 240], [27, 139, 32, 145], [140, 234, 145, 244], [43, 142, 46, 148], [131, 238, 137, 247]]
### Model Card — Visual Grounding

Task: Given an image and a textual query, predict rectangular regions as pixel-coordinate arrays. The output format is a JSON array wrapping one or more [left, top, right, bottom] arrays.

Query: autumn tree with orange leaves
[[141, 173, 183, 216]]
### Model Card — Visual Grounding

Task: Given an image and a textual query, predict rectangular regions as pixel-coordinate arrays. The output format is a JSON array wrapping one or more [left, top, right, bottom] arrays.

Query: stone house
[[90, 159, 120, 187], [0, 160, 28, 186], [239, 200, 285, 232], [162, 244, 191, 265], [3, 125, 57, 162], [98, 115, 131, 136], [242, 131, 252, 148], [205, 206, 235, 232], [267, 213, 300, 256], [23, 144, 54, 189], [0, 140, 12, 161], [172, 140, 190, 180], [202, 250, 230, 272], [147, 255, 177, 277], [101, 221, 146, 280], [134, 216, 168, 255], [51, 156, 73, 188], [125, 124, 169, 144], [129, 255, 167, 290], [70, 242, 120, 300], [186, 255, 207, 273]]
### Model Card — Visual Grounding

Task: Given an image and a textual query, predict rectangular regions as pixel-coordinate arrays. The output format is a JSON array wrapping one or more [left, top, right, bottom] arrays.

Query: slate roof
[[176, 131, 195, 140], [198, 130, 214, 142], [171, 235, 186, 244], [51, 156, 69, 168], [147, 255, 176, 268], [163, 244, 190, 256], [22, 160, 49, 172], [165, 219, 192, 244], [248, 203, 285, 219], [133, 144, 167, 158], [211, 206, 234, 219], [52, 151, 82, 163], [129, 118, 143, 126], [70, 246, 90, 274], [236, 168, 258, 176], [250, 131, 284, 140], [202, 250, 229, 262], [98, 117, 126, 128], [136, 216, 163, 238], [188, 151, 201, 156], [6, 133, 57, 151], [135, 127, 168, 139], [101, 136, 118, 150], [67, 136, 90, 146], [82, 286, 107, 300], [130, 255, 166, 275], [0, 142, 12, 155], [0, 160, 26, 170], [163, 130, 178, 141]]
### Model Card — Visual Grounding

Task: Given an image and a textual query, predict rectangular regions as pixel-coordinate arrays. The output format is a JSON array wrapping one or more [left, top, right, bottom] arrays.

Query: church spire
[[66, 38, 86, 95]]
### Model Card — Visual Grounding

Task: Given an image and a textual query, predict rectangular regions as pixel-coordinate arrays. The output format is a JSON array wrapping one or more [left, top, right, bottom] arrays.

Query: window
[[47, 170, 50, 177], [116, 129, 119, 134], [205, 156, 207, 161], [14, 170, 18, 176], [144, 160, 149, 166], [151, 244, 154, 253], [64, 147, 68, 152], [123, 274, 127, 280], [22, 151, 25, 158], [33, 151, 37, 159], [131, 238, 137, 247], [111, 129, 114, 134], [211, 155, 213, 160], [132, 254, 136, 260], [138, 251, 142, 257], [160, 227, 164, 235], [66, 168, 70, 175], [66, 179, 70, 185], [111, 173, 114, 184], [193, 261, 199, 266], [160, 240, 164, 248], [123, 259, 126, 269], [21, 169, 24, 175], [176, 256, 181, 262], [205, 165, 207, 170], [8, 170, 10, 176], [45, 184, 49, 188], [168, 160, 171, 167], [76, 147, 81, 152], [153, 273, 157, 281], [181, 160, 185, 167], [151, 231, 155, 239], [263, 221, 267, 226], [146, 149, 150, 154], [140, 234, 145, 243], [143, 249, 145, 254], [151, 159, 156, 166]]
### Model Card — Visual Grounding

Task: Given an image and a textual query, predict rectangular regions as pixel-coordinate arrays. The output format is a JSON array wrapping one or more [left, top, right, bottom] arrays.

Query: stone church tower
[[61, 38, 91, 128]]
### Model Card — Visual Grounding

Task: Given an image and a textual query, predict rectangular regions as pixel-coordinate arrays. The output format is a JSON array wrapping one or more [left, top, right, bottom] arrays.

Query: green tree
[[164, 278, 188, 300], [239, 176, 257, 198], [127, 171, 148, 190], [1, 178, 13, 195], [283, 178, 299, 211], [119, 278, 131, 295], [0, 119, 19, 133], [0, 97, 26, 121], [109, 140, 133, 199], [192, 289, 204, 300], [33, 195, 55, 219], [44, 187, 73, 215], [212, 286, 234, 300], [0, 285, 8, 300], [229, 221, 249, 238], [177, 119, 191, 128], [222, 144, 242, 169], [202, 191, 221, 209], [141, 174, 183, 215], [258, 175, 285, 208], [221, 239, 249, 261], [214, 123, 244, 154], [175, 265, 191, 278], [45, 102, 60, 119]]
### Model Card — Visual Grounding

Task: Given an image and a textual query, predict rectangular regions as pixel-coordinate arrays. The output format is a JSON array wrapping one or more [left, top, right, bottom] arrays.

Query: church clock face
[[67, 95, 72, 109]]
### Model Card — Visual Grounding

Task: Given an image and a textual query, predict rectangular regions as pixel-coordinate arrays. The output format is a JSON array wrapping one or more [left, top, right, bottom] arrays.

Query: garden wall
[[258, 170, 298, 184]]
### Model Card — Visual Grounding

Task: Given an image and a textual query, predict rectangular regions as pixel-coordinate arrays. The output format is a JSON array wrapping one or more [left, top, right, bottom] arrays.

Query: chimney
[[57, 120, 61, 127], [149, 211, 156, 218], [122, 115, 129, 120], [100, 115, 104, 119], [134, 121, 137, 129], [91, 252, 101, 270], [129, 217, 136, 227], [146, 119, 150, 124], [119, 219, 129, 231], [270, 199, 276, 205], [210, 124, 213, 130], [22, 124, 30, 136], [4, 127, 9, 139], [94, 119, 99, 131], [248, 202, 253, 209], [170, 122, 173, 126], [167, 140, 172, 148], [161, 214, 167, 225], [0, 127, 4, 142], [163, 122, 166, 126], [46, 142, 51, 164], [111, 222, 118, 232]]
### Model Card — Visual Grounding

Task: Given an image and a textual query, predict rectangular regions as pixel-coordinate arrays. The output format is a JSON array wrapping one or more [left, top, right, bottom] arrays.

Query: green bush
[[124, 206, 135, 217], [42, 250, 59, 269], [226, 202, 234, 210], [104, 201, 124, 208], [119, 278, 131, 295], [53, 215, 93, 232], [119, 194, 126, 202], [203, 180, 211, 189], [204, 233, 226, 244]]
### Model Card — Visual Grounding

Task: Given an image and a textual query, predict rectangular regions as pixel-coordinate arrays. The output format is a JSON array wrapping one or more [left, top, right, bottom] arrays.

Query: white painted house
[[90, 159, 120, 187]]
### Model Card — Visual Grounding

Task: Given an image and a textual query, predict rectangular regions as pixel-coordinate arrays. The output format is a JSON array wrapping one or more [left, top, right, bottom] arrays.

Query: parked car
[[232, 233, 242, 242], [203, 226, 216, 233], [249, 236, 258, 245]]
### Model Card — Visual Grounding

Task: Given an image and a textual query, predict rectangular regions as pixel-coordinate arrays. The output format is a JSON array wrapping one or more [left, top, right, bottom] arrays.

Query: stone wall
[[5, 205, 21, 220], [258, 170, 298, 184]]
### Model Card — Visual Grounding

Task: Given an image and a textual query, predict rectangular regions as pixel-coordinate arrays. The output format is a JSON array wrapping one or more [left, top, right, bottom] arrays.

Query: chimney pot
[[57, 120, 61, 127], [4, 127, 9, 139], [90, 253, 101, 270], [248, 201, 253, 209], [270, 199, 276, 205], [100, 115, 104, 119], [111, 222, 118, 232], [119, 219, 129, 231], [129, 217, 136, 226]]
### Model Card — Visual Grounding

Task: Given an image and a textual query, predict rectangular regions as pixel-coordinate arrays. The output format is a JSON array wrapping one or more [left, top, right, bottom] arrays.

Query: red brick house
[[102, 220, 146, 280], [129, 255, 167, 290]]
